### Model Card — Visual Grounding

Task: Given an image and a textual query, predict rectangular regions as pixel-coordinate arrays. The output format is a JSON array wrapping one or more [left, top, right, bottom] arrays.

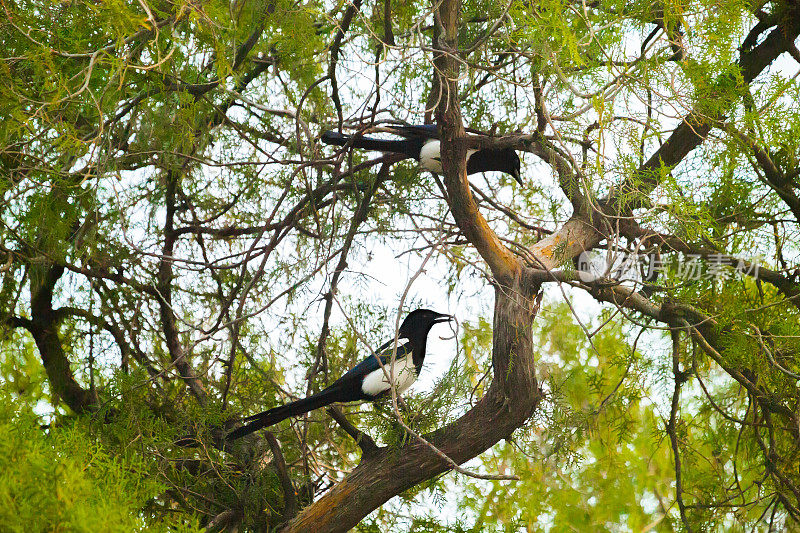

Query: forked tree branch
[[24, 264, 96, 413]]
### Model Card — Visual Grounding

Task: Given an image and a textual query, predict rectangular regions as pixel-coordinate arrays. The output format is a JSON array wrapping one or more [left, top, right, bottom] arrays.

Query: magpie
[[227, 309, 452, 440], [321, 124, 523, 185]]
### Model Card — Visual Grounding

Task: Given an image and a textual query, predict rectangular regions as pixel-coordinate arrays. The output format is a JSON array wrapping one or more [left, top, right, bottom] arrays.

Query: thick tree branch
[[282, 280, 542, 533], [529, 217, 604, 270], [432, 0, 520, 283]]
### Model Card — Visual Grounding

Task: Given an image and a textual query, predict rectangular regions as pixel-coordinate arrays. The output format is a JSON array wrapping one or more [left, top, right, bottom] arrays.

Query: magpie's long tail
[[227, 386, 349, 441], [321, 130, 421, 159]]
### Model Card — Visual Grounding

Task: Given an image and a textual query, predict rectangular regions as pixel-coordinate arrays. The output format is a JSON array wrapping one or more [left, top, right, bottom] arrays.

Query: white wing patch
[[420, 140, 478, 175], [361, 348, 418, 397]]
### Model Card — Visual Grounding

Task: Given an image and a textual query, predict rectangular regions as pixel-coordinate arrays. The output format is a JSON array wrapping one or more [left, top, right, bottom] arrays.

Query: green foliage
[[456, 304, 674, 531], [0, 332, 47, 404], [2, 0, 800, 529], [0, 389, 198, 532]]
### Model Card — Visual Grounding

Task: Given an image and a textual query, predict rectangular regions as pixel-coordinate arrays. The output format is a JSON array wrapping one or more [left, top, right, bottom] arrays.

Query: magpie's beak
[[511, 168, 523, 186], [433, 314, 454, 324]]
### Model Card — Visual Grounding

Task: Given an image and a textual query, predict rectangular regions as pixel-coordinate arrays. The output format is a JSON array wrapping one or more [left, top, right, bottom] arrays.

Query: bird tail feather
[[227, 386, 348, 441], [321, 130, 419, 158]]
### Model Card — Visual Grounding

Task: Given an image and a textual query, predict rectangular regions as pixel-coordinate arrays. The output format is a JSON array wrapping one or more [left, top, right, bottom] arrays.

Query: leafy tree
[[1, 0, 799, 530]]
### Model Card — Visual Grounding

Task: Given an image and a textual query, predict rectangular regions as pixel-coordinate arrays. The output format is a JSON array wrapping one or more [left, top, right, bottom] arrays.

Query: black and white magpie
[[321, 124, 523, 185], [227, 309, 452, 440]]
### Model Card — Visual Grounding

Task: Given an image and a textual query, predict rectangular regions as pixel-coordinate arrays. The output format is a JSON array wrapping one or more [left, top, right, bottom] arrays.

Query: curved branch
[[53, 305, 161, 379], [24, 265, 96, 413], [282, 279, 542, 533], [325, 406, 379, 457], [265, 431, 298, 522]]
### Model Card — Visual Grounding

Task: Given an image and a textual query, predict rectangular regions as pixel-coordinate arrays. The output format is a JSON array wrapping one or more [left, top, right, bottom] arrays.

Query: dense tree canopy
[[2, 0, 800, 530]]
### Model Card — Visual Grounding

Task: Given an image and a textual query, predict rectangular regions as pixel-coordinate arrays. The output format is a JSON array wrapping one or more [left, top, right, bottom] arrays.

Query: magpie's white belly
[[419, 140, 478, 174], [419, 140, 443, 174], [360, 355, 418, 397]]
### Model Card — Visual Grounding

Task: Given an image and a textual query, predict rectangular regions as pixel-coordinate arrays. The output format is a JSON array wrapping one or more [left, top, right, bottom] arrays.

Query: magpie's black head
[[468, 148, 523, 186], [398, 309, 452, 339], [506, 149, 522, 186]]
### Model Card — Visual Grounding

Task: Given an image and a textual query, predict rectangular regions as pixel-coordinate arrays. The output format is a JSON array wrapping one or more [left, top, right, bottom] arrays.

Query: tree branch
[[26, 265, 96, 413], [609, 6, 800, 213], [325, 406, 379, 458], [667, 329, 693, 532], [156, 170, 208, 405], [265, 431, 298, 522], [432, 0, 521, 283]]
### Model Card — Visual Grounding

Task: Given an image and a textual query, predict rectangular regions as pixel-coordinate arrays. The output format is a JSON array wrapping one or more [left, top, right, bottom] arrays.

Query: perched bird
[[227, 309, 453, 440], [321, 124, 523, 185]]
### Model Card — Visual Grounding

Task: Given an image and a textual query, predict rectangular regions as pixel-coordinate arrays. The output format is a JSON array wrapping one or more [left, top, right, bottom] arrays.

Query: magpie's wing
[[335, 339, 413, 383], [386, 124, 439, 140]]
